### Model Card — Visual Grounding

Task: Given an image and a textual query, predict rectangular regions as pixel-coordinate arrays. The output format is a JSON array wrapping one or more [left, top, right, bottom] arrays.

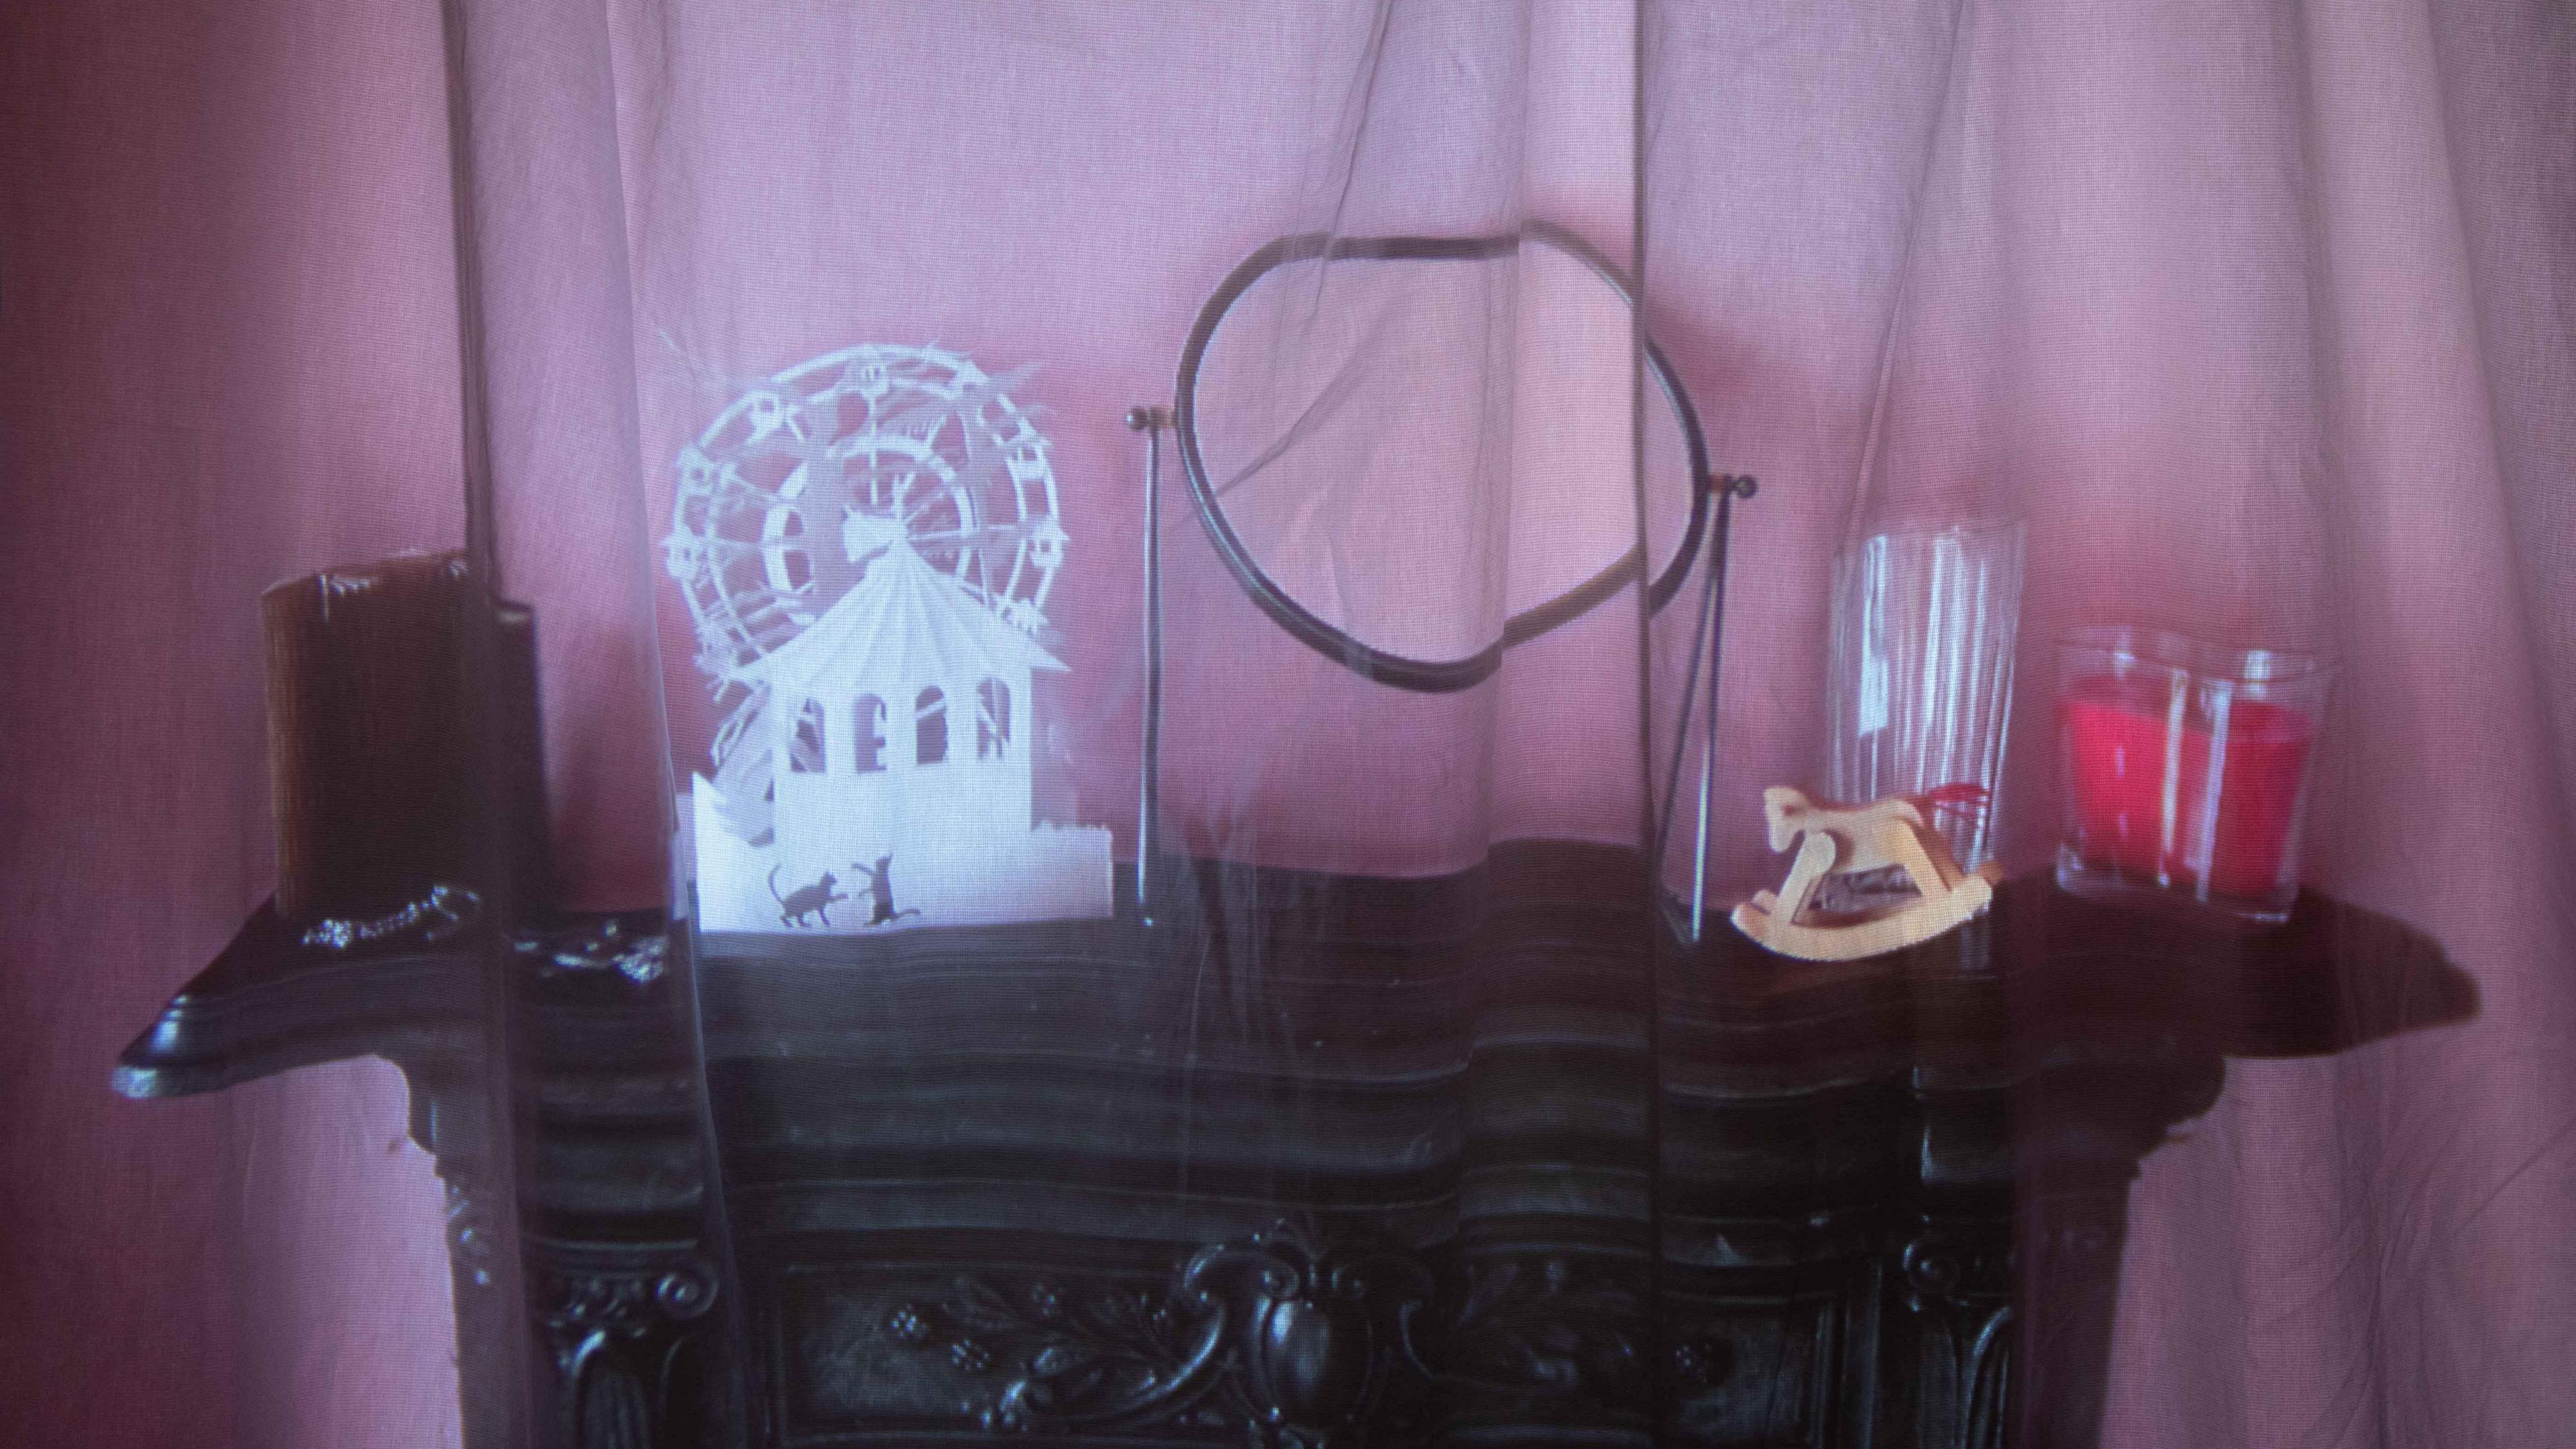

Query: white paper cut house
[[712, 539, 1110, 928]]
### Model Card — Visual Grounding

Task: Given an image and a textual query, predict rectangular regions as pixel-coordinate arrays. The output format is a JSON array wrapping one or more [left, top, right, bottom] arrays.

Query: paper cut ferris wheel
[[665, 344, 1069, 818]]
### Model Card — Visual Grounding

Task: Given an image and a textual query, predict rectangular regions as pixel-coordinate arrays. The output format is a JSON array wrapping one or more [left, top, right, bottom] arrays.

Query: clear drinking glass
[[1821, 521, 2027, 892], [2053, 628, 2335, 925]]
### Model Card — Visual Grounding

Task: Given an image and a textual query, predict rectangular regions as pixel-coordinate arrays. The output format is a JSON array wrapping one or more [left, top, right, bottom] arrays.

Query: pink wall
[[1, 0, 463, 1443]]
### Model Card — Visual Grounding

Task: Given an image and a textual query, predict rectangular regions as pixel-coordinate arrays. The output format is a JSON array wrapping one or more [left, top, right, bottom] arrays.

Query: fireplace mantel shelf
[[118, 847, 2472, 1448]]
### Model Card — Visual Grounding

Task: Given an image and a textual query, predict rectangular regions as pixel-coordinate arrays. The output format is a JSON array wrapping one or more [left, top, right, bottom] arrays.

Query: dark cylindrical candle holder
[[262, 551, 548, 925]]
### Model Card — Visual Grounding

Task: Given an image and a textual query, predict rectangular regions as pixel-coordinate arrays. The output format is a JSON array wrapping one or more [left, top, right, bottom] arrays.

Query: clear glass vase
[[1819, 520, 2027, 902]]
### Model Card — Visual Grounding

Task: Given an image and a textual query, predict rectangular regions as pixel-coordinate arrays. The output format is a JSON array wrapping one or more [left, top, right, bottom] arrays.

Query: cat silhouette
[[769, 865, 847, 928], [857, 854, 920, 928]]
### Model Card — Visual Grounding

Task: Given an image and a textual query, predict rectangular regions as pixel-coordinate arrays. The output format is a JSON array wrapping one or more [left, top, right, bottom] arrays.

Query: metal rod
[[1688, 480, 1752, 940], [1687, 531, 1723, 943], [1622, 14, 1668, 1432], [1647, 472, 1758, 941], [432, 3, 533, 1446], [1128, 405, 1169, 926], [439, 0, 498, 596], [1650, 492, 1721, 888]]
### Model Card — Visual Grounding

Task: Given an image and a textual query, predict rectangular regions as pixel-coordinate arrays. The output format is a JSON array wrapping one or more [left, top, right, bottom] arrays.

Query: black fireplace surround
[[119, 840, 2469, 1448]]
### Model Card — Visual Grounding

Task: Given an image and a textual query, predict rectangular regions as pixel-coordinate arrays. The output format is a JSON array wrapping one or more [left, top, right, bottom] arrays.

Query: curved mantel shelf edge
[[2000, 878, 2479, 1061], [111, 902, 698, 1196], [112, 900, 488, 1102], [119, 857, 2482, 1107], [113, 900, 716, 1449], [1670, 864, 2479, 1070]]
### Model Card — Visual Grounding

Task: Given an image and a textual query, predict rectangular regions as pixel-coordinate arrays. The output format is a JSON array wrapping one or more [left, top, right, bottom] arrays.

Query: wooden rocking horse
[[1730, 784, 2003, 961]]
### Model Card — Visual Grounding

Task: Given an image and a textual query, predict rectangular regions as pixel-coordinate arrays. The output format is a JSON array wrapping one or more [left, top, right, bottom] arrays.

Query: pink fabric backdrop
[[2, 0, 466, 1443], [6, 0, 2572, 1444], [1645, 3, 2576, 1441]]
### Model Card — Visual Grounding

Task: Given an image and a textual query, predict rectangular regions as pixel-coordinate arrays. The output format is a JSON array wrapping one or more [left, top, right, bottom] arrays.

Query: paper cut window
[[853, 694, 888, 773], [977, 678, 1011, 761], [788, 698, 826, 775], [915, 687, 948, 765], [777, 508, 812, 592]]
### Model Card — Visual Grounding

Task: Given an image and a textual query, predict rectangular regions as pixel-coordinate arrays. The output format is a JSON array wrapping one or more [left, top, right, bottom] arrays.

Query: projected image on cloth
[[665, 344, 1112, 933]]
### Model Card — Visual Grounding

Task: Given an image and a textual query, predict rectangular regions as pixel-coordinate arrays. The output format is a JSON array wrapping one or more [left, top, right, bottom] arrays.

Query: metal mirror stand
[[1130, 223, 1758, 933]]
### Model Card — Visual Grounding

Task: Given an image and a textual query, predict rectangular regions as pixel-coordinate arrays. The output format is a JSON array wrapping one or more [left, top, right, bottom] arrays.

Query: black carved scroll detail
[[534, 1256, 719, 1449], [864, 1230, 1688, 1441], [1179, 1220, 1436, 1445], [881, 1220, 1436, 1446], [444, 1179, 501, 1291], [568, 1340, 651, 1449], [1902, 1230, 2015, 1449]]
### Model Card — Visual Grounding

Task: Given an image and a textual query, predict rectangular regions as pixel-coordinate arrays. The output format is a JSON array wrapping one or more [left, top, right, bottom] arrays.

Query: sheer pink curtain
[[5, 1, 2571, 1446], [1648, 3, 2576, 1440]]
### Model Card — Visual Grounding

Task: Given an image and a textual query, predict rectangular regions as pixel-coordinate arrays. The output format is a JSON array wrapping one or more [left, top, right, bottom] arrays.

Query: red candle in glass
[[2055, 631, 2332, 923], [2060, 678, 2314, 896]]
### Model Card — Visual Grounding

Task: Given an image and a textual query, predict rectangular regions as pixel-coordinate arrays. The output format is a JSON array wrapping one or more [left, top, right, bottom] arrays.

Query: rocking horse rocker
[[1731, 784, 2003, 961]]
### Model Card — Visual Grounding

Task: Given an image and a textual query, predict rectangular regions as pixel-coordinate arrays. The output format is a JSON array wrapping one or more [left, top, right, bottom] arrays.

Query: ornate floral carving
[[516, 916, 668, 985], [879, 1220, 1435, 1446], [1443, 1255, 1649, 1409], [1666, 1333, 1734, 1393], [539, 1260, 718, 1355], [303, 881, 479, 952], [857, 1230, 1691, 1442], [877, 1271, 1226, 1436]]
